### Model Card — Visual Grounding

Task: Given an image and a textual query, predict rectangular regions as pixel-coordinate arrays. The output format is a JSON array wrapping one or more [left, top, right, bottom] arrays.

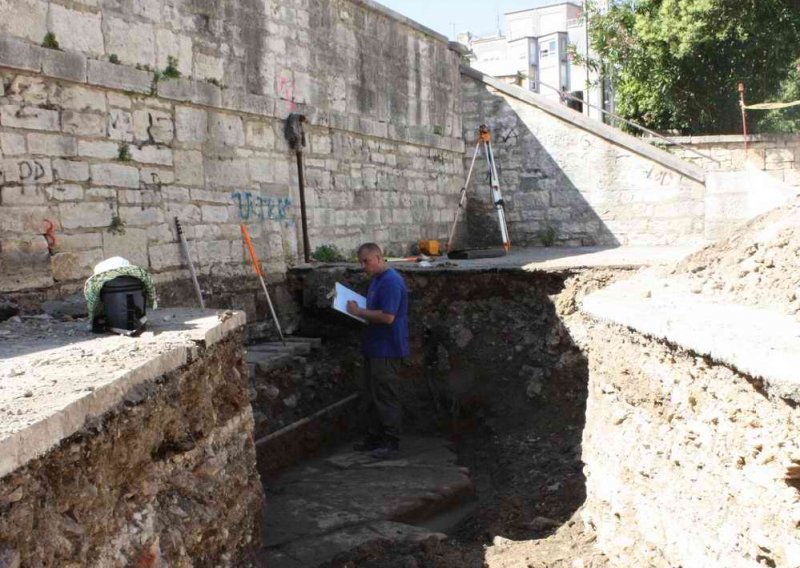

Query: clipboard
[[331, 282, 367, 324]]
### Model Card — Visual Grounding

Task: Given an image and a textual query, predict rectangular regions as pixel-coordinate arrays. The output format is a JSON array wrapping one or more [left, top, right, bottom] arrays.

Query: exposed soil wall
[[0, 334, 264, 567], [578, 320, 800, 568]]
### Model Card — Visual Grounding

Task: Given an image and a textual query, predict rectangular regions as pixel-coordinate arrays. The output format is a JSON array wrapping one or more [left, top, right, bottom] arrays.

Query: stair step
[[247, 342, 311, 355]]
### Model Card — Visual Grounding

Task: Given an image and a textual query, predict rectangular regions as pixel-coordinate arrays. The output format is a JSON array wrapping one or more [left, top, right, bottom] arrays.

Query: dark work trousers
[[360, 357, 402, 444]]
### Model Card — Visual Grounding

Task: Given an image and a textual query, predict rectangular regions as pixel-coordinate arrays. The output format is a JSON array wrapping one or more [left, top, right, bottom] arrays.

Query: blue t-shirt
[[362, 268, 409, 359]]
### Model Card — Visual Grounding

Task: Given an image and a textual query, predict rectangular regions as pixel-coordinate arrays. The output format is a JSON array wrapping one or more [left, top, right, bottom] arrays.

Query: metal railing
[[537, 79, 720, 164]]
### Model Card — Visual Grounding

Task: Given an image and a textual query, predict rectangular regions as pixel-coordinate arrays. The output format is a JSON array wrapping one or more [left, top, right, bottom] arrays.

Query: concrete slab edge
[[581, 290, 800, 403], [460, 65, 707, 184], [0, 311, 246, 480], [0, 34, 464, 154]]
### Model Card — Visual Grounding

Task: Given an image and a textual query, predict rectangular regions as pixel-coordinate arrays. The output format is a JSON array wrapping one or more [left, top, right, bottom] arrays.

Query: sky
[[376, 0, 572, 40]]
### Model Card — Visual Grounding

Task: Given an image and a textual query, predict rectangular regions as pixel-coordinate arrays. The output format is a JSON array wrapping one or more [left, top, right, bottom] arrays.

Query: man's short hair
[[357, 242, 382, 257]]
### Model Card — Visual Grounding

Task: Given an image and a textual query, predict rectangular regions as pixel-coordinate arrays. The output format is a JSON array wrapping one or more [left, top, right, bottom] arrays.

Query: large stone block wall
[[578, 321, 800, 568], [460, 72, 708, 248], [658, 134, 800, 186], [0, 0, 465, 304]]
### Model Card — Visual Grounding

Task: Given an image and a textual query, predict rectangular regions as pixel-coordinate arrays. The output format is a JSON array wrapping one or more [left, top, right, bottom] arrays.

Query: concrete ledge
[[652, 133, 800, 145], [87, 59, 152, 94], [461, 66, 706, 183], [581, 276, 800, 401], [0, 307, 246, 479]]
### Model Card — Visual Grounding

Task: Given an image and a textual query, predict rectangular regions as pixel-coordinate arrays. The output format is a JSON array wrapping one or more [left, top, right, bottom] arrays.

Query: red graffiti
[[277, 75, 297, 111], [43, 219, 57, 252]]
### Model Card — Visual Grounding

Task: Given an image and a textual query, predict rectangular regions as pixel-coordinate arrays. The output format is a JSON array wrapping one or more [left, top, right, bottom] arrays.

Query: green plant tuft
[[163, 56, 181, 79], [206, 77, 224, 88], [117, 143, 131, 162], [42, 33, 60, 50], [312, 244, 346, 262], [537, 225, 558, 247], [107, 214, 126, 235], [109, 54, 120, 64]]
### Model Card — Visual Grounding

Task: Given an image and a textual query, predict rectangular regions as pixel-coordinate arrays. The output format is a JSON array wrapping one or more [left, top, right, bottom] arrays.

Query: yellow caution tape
[[742, 100, 800, 110]]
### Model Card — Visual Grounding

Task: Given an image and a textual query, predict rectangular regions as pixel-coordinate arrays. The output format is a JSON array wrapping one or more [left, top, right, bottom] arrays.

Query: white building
[[461, 1, 610, 120]]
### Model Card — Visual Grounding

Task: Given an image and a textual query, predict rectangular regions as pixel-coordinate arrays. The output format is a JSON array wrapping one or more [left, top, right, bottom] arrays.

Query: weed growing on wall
[[41, 33, 60, 50], [107, 214, 126, 235], [117, 143, 131, 162], [163, 56, 181, 79], [537, 225, 558, 247], [109, 54, 120, 64], [312, 244, 346, 262]]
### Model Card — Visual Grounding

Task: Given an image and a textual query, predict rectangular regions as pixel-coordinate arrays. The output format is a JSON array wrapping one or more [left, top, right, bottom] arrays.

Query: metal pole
[[174, 217, 205, 309], [738, 82, 749, 153], [583, 0, 591, 117], [446, 139, 481, 252], [295, 150, 311, 263]]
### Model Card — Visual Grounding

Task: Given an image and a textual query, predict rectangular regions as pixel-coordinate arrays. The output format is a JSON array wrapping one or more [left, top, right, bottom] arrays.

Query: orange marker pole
[[241, 223, 285, 345]]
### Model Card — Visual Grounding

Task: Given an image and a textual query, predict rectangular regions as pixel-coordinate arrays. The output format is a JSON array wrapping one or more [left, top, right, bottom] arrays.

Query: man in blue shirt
[[347, 242, 409, 459]]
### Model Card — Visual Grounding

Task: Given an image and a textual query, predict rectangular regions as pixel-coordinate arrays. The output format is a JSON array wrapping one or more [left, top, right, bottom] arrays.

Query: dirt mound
[[672, 197, 800, 316]]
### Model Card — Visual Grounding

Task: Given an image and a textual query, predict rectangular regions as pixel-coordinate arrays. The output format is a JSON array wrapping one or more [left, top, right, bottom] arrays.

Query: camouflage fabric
[[83, 265, 157, 317]]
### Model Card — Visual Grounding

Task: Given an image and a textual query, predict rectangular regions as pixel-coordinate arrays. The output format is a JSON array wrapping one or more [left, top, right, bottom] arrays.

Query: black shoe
[[353, 438, 382, 452], [370, 440, 400, 460]]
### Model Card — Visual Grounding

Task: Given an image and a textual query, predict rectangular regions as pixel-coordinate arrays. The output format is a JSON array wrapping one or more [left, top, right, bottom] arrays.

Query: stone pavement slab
[[258, 436, 473, 567]]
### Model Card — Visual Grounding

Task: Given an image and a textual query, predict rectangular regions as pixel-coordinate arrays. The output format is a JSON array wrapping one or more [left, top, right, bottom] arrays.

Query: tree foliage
[[589, 0, 800, 134]]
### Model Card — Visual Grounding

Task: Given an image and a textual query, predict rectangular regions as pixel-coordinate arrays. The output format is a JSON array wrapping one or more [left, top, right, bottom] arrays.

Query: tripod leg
[[446, 140, 482, 252]]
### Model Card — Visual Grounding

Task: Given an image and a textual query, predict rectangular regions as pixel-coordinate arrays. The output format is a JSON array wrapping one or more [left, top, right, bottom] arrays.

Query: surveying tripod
[[446, 124, 511, 253]]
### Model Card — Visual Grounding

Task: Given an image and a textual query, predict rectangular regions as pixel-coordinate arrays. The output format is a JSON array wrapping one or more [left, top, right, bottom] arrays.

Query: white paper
[[332, 282, 367, 324]]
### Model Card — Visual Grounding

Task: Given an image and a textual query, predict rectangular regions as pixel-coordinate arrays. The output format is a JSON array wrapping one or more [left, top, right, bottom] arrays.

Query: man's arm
[[346, 301, 395, 325]]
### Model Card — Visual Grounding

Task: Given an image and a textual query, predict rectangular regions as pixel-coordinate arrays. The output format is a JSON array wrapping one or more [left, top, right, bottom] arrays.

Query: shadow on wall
[[458, 86, 619, 249]]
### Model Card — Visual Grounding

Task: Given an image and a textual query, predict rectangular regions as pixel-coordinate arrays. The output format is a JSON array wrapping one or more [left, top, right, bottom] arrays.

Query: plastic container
[[100, 276, 146, 330]]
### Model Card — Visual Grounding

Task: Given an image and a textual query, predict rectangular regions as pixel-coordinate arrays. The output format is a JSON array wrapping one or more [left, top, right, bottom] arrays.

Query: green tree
[[758, 59, 800, 133], [589, 0, 800, 134]]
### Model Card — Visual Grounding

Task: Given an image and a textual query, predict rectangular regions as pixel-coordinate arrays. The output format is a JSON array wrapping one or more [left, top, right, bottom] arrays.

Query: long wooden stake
[[240, 223, 285, 345]]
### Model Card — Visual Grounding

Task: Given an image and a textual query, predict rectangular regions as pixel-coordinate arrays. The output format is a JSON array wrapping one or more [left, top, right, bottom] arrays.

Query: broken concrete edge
[[0, 308, 246, 480], [580, 286, 800, 404], [0, 35, 464, 154], [460, 65, 707, 184]]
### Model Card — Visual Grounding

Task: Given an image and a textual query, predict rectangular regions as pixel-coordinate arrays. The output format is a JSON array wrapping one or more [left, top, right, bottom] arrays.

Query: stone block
[[90, 163, 140, 188], [0, 132, 26, 155], [248, 158, 273, 183], [193, 52, 224, 82], [52, 159, 90, 182], [87, 60, 152, 94], [130, 144, 173, 166], [51, 249, 103, 281], [1, 185, 47, 204], [196, 240, 232, 264], [190, 188, 229, 204], [174, 150, 204, 185], [201, 205, 229, 223], [0, 36, 42, 72], [62, 111, 105, 137], [104, 18, 155, 67], [59, 201, 113, 229], [155, 29, 192, 76], [48, 4, 104, 56], [205, 158, 248, 188], [118, 205, 164, 226], [175, 106, 208, 144], [0, 0, 47, 42], [54, 232, 102, 252], [221, 90, 275, 117], [107, 92, 132, 109], [27, 133, 77, 156], [133, 109, 174, 144], [246, 121, 275, 149], [209, 113, 245, 147], [161, 186, 190, 201], [0, 158, 53, 185], [56, 85, 106, 113], [140, 166, 174, 185], [148, 242, 182, 270], [78, 140, 120, 159], [40, 48, 87, 82], [0, 104, 59, 131], [0, 235, 53, 292], [108, 109, 134, 141], [165, 202, 201, 223], [103, 227, 149, 267], [44, 184, 83, 201]]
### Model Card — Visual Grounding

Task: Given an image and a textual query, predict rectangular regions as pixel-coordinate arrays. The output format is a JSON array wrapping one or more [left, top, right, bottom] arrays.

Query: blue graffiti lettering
[[232, 192, 292, 221]]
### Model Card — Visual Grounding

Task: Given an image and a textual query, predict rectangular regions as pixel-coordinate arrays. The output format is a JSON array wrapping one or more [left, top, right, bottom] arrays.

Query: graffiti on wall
[[0, 159, 50, 185], [231, 191, 292, 221]]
